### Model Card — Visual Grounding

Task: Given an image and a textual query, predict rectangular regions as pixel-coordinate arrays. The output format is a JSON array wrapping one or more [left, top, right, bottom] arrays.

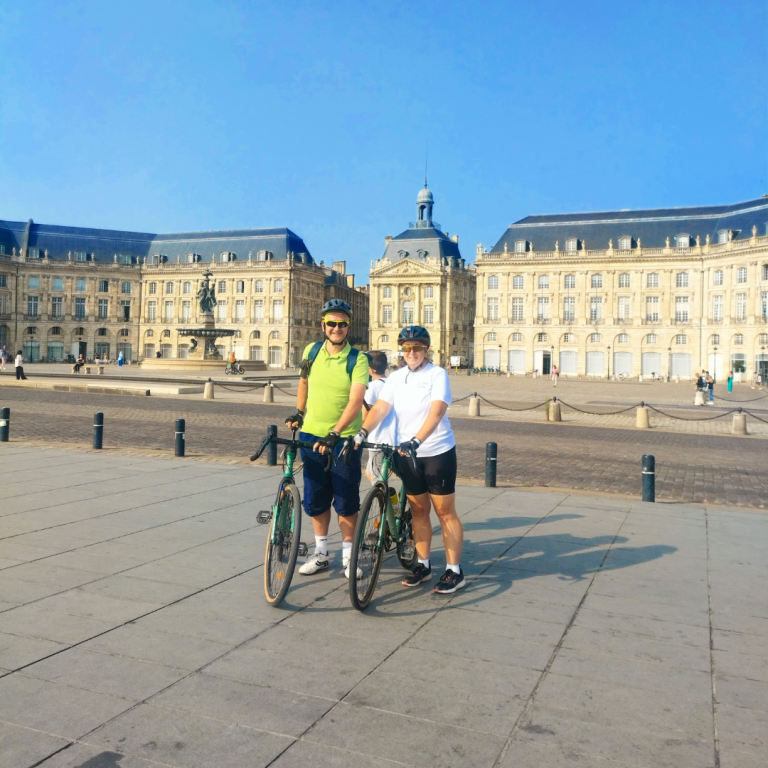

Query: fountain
[[141, 269, 241, 372]]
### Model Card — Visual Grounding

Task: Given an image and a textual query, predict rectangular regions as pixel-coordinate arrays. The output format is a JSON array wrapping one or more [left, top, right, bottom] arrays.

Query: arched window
[[145, 329, 154, 337], [515, 240, 526, 253], [271, 330, 280, 339], [591, 274, 603, 289], [676, 334, 687, 345], [760, 333, 768, 345], [452, 337, 457, 345], [50, 327, 62, 335], [252, 330, 261, 339], [513, 275, 524, 290], [676, 234, 690, 248], [73, 327, 85, 336], [512, 332, 522, 342], [381, 334, 389, 343], [618, 333, 629, 344], [162, 329, 171, 338], [97, 328, 108, 337], [487, 331, 497, 342], [646, 333, 658, 344], [718, 230, 729, 244], [256, 250, 266, 262], [165, 282, 174, 294], [236, 280, 245, 293], [618, 237, 631, 250], [538, 275, 549, 290], [404, 287, 412, 296], [402, 301, 414, 324], [537, 332, 548, 342], [185, 253, 196, 263], [562, 333, 574, 343], [711, 334, 720, 345], [590, 333, 601, 343], [119, 329, 130, 337], [565, 239, 577, 252], [24, 326, 37, 335], [734, 334, 744, 345], [488, 275, 499, 290]]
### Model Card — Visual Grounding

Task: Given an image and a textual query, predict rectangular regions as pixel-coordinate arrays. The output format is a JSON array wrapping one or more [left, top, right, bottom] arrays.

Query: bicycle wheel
[[349, 485, 387, 611], [396, 500, 417, 569], [264, 481, 302, 606]]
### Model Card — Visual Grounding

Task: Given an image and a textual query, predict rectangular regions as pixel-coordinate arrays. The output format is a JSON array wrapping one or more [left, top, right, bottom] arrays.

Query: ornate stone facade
[[475, 198, 768, 381], [368, 186, 475, 365]]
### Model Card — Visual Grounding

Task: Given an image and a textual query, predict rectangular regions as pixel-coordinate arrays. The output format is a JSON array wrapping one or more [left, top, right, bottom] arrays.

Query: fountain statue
[[177, 269, 236, 360]]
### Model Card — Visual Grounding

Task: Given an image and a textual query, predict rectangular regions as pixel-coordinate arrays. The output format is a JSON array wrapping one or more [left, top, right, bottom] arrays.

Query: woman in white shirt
[[355, 326, 465, 595], [14, 351, 27, 380]]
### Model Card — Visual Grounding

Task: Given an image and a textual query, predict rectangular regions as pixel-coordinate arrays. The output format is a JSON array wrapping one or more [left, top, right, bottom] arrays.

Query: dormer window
[[718, 230, 729, 244], [514, 240, 526, 253], [676, 234, 690, 248], [565, 239, 577, 252], [618, 237, 631, 250], [75, 251, 88, 262]]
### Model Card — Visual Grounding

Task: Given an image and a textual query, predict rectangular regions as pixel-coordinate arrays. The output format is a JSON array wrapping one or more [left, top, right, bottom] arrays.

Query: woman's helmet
[[321, 299, 352, 319], [397, 325, 431, 347]]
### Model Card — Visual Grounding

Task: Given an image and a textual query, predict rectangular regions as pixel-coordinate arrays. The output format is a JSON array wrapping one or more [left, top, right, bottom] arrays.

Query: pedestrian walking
[[706, 373, 714, 404], [727, 370, 734, 392], [0, 345, 8, 371], [118, 351, 124, 368], [551, 364, 559, 387], [14, 351, 27, 380]]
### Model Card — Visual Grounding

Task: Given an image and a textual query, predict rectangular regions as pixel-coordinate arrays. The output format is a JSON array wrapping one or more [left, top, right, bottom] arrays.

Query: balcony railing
[[674, 317, 690, 325], [589, 317, 604, 325], [644, 317, 660, 325], [614, 317, 632, 324], [534, 316, 551, 324], [708, 318, 724, 324]]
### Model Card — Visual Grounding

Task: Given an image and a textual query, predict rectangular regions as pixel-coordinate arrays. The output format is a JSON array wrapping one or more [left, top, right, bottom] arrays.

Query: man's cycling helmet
[[398, 325, 431, 347], [321, 299, 352, 319]]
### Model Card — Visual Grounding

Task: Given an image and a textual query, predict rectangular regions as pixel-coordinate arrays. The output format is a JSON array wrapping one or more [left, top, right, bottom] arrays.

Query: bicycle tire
[[264, 481, 301, 606], [349, 485, 387, 611], [396, 501, 417, 569]]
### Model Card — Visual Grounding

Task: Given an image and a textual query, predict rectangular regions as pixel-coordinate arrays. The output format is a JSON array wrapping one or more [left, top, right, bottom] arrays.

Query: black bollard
[[642, 454, 655, 502], [175, 418, 185, 457], [93, 412, 104, 450], [0, 407, 9, 442], [267, 424, 277, 466], [485, 442, 497, 487]]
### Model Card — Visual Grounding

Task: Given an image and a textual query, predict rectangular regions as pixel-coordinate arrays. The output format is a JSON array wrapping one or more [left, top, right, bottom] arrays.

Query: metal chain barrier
[[214, 382, 268, 392], [743, 409, 768, 424], [712, 392, 768, 403], [476, 395, 545, 412], [451, 394, 473, 404], [646, 404, 740, 421], [273, 385, 295, 397], [556, 399, 637, 416]]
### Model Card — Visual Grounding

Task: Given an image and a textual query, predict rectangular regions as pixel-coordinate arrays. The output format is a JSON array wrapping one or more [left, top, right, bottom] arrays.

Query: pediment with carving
[[373, 258, 440, 277]]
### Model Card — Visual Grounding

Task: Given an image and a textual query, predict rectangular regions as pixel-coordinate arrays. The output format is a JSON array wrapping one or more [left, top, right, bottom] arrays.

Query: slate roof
[[0, 220, 313, 264], [383, 225, 462, 264], [491, 197, 768, 253]]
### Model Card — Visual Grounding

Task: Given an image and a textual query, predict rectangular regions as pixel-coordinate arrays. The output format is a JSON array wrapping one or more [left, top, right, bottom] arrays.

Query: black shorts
[[395, 446, 457, 497]]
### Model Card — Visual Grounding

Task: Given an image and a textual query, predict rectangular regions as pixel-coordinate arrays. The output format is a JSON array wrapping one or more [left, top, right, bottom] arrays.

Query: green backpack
[[303, 342, 361, 380]]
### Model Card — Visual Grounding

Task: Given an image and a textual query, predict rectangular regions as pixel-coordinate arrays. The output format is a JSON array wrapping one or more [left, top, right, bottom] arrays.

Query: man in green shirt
[[285, 299, 368, 576]]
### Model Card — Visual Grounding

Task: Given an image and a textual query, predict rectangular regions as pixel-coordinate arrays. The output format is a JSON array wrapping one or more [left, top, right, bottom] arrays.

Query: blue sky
[[1, 1, 765, 279]]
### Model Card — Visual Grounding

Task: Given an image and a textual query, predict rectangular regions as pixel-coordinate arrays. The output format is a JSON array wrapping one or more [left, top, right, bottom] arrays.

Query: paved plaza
[[2, 377, 768, 507], [0, 444, 766, 767]]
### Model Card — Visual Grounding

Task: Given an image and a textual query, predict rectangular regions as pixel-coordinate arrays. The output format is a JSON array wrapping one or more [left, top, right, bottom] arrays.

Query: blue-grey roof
[[0, 220, 313, 264], [491, 197, 768, 252], [383, 225, 462, 263]]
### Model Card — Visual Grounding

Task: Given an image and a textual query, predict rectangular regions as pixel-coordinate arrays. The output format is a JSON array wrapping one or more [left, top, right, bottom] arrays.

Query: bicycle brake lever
[[324, 450, 335, 473], [341, 439, 353, 466], [408, 447, 418, 473]]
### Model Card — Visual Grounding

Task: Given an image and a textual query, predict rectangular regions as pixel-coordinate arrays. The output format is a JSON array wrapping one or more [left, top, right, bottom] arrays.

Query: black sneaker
[[402, 563, 432, 587], [434, 568, 466, 594]]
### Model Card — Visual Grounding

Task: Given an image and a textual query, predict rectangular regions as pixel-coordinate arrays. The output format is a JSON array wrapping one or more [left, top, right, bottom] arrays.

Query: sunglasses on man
[[401, 344, 427, 353], [324, 320, 349, 328]]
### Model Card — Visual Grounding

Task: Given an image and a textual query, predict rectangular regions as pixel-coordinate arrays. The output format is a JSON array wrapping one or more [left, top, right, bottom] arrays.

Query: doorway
[[542, 351, 551, 376]]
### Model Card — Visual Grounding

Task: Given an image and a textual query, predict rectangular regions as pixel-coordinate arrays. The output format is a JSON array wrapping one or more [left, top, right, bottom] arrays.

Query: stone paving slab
[[0, 445, 767, 767]]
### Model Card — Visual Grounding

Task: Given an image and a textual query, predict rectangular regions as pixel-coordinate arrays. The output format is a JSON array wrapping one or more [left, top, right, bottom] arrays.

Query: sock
[[342, 541, 352, 558], [315, 535, 329, 556], [418, 558, 430, 570], [447, 563, 461, 574]]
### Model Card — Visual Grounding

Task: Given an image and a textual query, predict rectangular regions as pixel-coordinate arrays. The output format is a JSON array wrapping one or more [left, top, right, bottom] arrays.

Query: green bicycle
[[251, 429, 333, 606], [342, 441, 418, 611]]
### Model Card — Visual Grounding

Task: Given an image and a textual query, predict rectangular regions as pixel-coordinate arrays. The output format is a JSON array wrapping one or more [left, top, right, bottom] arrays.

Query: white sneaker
[[299, 551, 329, 575], [343, 554, 362, 579]]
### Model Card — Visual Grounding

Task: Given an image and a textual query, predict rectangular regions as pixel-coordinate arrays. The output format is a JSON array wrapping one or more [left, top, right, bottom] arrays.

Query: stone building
[[0, 220, 369, 367], [368, 185, 475, 365], [322, 261, 369, 348], [474, 197, 768, 381]]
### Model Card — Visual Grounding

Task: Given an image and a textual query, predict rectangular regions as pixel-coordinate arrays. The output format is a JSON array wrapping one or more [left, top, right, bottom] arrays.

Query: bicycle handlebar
[[250, 431, 335, 471], [340, 439, 418, 473]]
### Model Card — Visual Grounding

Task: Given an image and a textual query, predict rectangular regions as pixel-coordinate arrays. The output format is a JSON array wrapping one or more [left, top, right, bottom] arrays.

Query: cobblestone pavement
[[2, 387, 768, 508], [0, 446, 766, 768]]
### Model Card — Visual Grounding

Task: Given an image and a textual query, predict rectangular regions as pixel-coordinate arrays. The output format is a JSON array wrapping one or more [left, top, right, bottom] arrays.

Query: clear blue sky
[[1, 1, 765, 279]]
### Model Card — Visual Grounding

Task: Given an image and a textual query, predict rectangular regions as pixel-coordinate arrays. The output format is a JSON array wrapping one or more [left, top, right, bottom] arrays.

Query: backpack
[[304, 342, 360, 381]]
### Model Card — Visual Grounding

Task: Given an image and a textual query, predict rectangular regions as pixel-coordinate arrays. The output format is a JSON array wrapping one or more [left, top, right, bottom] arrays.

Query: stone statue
[[555, 241, 559, 251], [706, 234, 710, 245], [696, 235, 700, 246], [666, 237, 671, 248], [729, 230, 734, 241], [753, 225, 758, 237], [504, 241, 508, 252], [637, 238, 642, 248], [189, 338, 198, 353], [196, 270, 217, 314], [609, 239, 613, 249]]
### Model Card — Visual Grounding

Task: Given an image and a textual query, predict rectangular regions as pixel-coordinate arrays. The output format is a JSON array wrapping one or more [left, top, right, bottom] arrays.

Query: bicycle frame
[[269, 447, 298, 545], [370, 452, 409, 551]]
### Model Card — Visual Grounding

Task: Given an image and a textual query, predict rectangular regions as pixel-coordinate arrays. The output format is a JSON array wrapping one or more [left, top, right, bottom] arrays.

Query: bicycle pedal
[[400, 544, 416, 560], [256, 510, 272, 524], [297, 542, 308, 557]]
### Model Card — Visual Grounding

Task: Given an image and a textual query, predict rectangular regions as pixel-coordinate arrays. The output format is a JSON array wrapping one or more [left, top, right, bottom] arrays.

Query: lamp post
[[498, 344, 502, 374], [667, 346, 672, 382], [607, 345, 611, 379]]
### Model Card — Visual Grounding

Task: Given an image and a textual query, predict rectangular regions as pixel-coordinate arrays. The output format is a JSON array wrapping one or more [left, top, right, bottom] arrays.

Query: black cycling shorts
[[395, 446, 457, 497]]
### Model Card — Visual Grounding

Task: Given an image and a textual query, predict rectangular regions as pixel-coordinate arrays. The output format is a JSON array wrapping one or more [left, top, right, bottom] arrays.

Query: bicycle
[[225, 361, 245, 375], [250, 429, 334, 606], [341, 440, 417, 611], [616, 372, 631, 381]]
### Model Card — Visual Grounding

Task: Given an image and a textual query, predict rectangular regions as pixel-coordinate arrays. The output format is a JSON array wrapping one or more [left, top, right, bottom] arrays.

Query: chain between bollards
[[0, 407, 9, 442], [485, 442, 497, 487], [93, 412, 104, 450], [267, 424, 277, 466], [175, 418, 186, 457], [642, 454, 655, 502]]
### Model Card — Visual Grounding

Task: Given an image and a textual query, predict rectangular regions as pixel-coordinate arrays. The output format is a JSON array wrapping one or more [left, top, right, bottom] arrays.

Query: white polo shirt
[[377, 363, 455, 457], [364, 377, 396, 446]]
